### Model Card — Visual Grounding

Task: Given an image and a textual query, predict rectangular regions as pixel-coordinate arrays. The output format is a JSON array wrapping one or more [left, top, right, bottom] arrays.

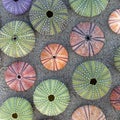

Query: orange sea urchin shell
[[108, 9, 120, 34], [70, 22, 105, 57], [72, 105, 106, 120], [40, 43, 68, 71], [4, 61, 36, 91]]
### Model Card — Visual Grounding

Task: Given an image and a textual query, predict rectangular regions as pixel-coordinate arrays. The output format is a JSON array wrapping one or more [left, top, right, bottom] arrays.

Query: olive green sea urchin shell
[[114, 46, 120, 72], [33, 79, 70, 116], [0, 21, 35, 58], [72, 61, 112, 100], [69, 0, 108, 17], [0, 97, 33, 120], [29, 0, 68, 35]]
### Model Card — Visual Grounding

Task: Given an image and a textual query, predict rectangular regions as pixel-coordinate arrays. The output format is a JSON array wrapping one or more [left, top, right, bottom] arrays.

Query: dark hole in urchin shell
[[46, 11, 53, 18], [12, 35, 18, 41], [85, 35, 92, 41], [17, 75, 21, 79], [90, 78, 97, 85], [53, 56, 56, 59], [13, 37, 17, 40], [48, 95, 55, 101], [12, 113, 18, 119], [13, 0, 19, 2]]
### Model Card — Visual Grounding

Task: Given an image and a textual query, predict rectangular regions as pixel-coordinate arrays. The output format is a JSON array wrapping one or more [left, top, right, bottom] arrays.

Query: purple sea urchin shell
[[2, 0, 32, 15]]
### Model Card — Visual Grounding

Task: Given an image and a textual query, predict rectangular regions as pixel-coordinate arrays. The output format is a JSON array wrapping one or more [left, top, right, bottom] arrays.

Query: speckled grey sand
[[0, 0, 120, 120]]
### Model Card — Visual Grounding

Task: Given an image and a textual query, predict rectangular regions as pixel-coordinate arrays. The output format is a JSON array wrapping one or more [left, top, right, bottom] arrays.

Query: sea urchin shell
[[72, 61, 112, 100], [108, 9, 120, 34], [72, 105, 106, 120], [0, 97, 33, 120], [40, 43, 68, 71], [69, 0, 108, 17], [2, 0, 32, 15], [0, 21, 35, 58], [33, 79, 70, 116], [110, 85, 120, 110], [114, 46, 120, 72], [4, 61, 36, 91], [70, 22, 105, 57], [29, 0, 68, 35]]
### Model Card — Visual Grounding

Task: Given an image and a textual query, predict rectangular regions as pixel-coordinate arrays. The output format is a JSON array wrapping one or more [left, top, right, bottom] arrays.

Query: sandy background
[[0, 0, 120, 120]]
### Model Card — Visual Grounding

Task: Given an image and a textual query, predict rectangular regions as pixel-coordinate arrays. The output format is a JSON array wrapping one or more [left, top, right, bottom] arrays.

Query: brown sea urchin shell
[[40, 44, 68, 71], [70, 22, 105, 57], [72, 105, 106, 120], [4, 61, 36, 91], [110, 86, 120, 110]]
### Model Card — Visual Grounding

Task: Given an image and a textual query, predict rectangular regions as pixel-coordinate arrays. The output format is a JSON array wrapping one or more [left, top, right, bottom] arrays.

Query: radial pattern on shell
[[4, 61, 36, 91], [72, 61, 112, 100], [110, 86, 120, 110], [69, 0, 108, 17], [70, 22, 105, 57], [114, 46, 120, 72], [29, 0, 68, 35], [40, 43, 68, 71], [2, 0, 32, 15], [0, 21, 35, 58], [0, 97, 33, 120], [33, 79, 70, 116], [72, 105, 106, 120], [108, 9, 120, 34]]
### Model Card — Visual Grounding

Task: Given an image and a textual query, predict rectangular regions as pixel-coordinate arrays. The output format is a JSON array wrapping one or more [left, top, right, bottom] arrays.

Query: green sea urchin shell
[[72, 61, 112, 100], [0, 21, 35, 58], [33, 79, 70, 116], [29, 0, 68, 35], [0, 97, 33, 120], [114, 46, 120, 71], [69, 0, 108, 17]]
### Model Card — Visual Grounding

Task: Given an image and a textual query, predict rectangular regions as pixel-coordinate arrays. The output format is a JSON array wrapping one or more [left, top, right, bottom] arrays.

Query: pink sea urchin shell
[[70, 22, 105, 57], [110, 86, 120, 110], [2, 0, 32, 15], [108, 9, 120, 34], [72, 105, 106, 120], [4, 61, 36, 91]]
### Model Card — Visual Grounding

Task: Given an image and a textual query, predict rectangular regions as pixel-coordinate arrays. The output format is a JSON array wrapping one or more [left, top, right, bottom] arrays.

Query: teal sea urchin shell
[[29, 0, 68, 35], [72, 61, 112, 100], [0, 97, 33, 120], [0, 21, 35, 58], [69, 0, 108, 17], [33, 79, 70, 116]]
